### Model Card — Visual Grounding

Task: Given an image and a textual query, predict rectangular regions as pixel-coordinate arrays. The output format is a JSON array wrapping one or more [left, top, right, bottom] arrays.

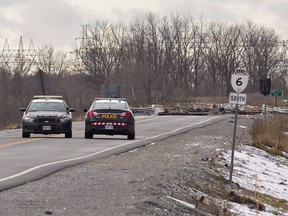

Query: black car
[[83, 98, 135, 140], [20, 95, 75, 138]]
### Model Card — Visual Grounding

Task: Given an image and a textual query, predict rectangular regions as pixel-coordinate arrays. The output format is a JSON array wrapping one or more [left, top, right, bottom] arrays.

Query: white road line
[[0, 116, 219, 183]]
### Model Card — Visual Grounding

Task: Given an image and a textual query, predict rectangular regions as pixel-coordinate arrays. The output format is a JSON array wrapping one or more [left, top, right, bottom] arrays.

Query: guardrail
[[131, 105, 165, 115], [262, 105, 288, 114]]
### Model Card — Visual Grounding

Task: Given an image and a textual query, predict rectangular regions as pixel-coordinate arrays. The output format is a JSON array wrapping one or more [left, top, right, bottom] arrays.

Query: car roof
[[31, 95, 65, 103], [94, 98, 127, 103]]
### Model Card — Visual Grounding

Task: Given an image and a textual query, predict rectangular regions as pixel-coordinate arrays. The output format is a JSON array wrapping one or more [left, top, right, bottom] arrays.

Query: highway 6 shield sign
[[231, 74, 249, 93]]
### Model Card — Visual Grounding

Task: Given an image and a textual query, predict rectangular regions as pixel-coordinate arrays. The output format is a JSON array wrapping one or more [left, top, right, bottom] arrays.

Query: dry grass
[[257, 193, 288, 211], [73, 114, 85, 122], [246, 93, 279, 107], [6, 123, 20, 130], [251, 114, 288, 156]]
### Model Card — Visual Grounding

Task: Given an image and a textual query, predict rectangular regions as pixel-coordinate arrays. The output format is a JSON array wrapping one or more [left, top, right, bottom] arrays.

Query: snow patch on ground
[[224, 144, 288, 215]]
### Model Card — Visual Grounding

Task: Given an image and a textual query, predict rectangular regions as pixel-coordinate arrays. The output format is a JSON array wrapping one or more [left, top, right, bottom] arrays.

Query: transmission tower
[[74, 24, 91, 58], [278, 40, 288, 70], [70, 24, 92, 72], [0, 36, 37, 72]]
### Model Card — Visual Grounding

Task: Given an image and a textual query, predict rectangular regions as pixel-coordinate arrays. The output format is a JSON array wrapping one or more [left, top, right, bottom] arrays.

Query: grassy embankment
[[248, 113, 288, 213], [251, 114, 288, 156]]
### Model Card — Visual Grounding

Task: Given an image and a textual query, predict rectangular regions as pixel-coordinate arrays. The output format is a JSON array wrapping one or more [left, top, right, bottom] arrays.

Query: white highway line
[[0, 116, 219, 183]]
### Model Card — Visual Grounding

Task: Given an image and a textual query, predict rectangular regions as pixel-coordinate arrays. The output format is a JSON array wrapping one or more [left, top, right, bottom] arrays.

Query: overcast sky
[[1, 0, 288, 52]]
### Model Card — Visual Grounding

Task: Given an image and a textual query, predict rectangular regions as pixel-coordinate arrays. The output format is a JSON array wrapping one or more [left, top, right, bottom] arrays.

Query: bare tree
[[144, 13, 166, 103], [189, 16, 208, 97], [74, 20, 125, 90], [170, 14, 194, 98], [35, 45, 70, 94], [157, 15, 177, 102], [241, 22, 282, 92], [205, 22, 243, 96], [124, 13, 165, 105], [126, 16, 151, 104], [70, 14, 287, 106], [37, 45, 69, 76], [0, 67, 13, 126]]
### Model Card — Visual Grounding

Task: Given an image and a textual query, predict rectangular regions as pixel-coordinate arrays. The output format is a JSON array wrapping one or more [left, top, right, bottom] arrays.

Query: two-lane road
[[0, 114, 225, 191]]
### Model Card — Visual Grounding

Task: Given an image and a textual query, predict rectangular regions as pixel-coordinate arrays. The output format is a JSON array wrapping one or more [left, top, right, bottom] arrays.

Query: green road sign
[[270, 89, 283, 97]]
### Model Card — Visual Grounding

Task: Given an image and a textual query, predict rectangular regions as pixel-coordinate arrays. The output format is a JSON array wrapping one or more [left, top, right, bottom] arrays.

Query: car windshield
[[28, 101, 67, 112], [92, 101, 128, 110]]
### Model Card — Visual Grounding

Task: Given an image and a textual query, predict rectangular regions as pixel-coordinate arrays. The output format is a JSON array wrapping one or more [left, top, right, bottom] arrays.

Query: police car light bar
[[95, 98, 127, 101], [33, 95, 63, 99]]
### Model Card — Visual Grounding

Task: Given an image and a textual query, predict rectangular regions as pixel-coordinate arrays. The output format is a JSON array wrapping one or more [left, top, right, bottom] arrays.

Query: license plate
[[105, 125, 113, 130], [43, 126, 51, 130]]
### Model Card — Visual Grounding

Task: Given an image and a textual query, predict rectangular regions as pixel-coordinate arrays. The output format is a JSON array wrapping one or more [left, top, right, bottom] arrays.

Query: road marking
[[0, 116, 219, 183], [0, 138, 44, 148]]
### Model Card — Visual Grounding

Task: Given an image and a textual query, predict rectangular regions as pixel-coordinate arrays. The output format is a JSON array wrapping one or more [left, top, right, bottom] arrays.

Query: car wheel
[[65, 130, 72, 138], [85, 131, 93, 139], [22, 131, 30, 138], [127, 131, 135, 140]]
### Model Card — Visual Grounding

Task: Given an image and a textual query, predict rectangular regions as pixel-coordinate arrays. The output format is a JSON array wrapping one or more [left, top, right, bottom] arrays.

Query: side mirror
[[69, 108, 75, 112], [83, 108, 88, 112], [20, 108, 26, 112]]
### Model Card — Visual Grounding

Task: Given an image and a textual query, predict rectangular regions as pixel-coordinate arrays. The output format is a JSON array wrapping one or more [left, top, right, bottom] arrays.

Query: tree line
[[0, 13, 287, 127]]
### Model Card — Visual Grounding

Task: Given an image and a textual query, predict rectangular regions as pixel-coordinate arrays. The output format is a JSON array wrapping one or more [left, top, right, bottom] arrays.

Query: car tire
[[85, 131, 93, 139], [22, 131, 30, 138], [127, 131, 135, 140], [65, 130, 72, 138]]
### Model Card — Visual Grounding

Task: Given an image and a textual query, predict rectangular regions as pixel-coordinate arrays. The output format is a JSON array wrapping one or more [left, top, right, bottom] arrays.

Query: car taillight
[[121, 112, 131, 118], [88, 111, 98, 117]]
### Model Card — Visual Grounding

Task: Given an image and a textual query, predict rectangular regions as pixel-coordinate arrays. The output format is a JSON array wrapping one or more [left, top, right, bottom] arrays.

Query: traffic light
[[259, 78, 271, 96]]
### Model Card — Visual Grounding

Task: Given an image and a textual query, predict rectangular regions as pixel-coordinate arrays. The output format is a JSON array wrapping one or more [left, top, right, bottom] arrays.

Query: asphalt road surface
[[0, 114, 224, 191]]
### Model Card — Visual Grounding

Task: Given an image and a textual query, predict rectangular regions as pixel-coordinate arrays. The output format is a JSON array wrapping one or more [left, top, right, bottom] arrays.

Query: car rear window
[[28, 101, 67, 112], [92, 101, 128, 110]]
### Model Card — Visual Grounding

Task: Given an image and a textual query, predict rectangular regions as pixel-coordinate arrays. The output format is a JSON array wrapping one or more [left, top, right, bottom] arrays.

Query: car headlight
[[23, 116, 35, 122], [59, 117, 71, 123]]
